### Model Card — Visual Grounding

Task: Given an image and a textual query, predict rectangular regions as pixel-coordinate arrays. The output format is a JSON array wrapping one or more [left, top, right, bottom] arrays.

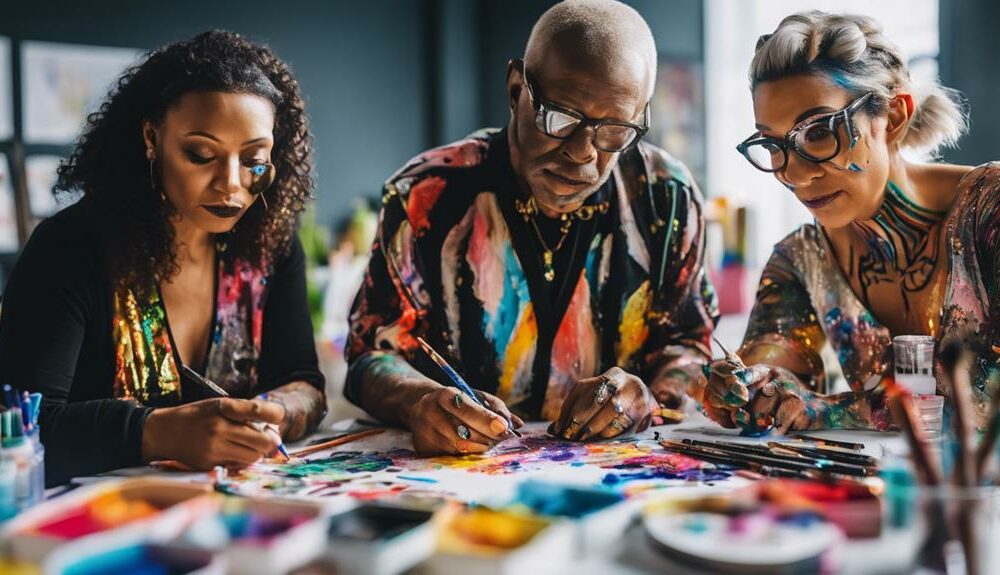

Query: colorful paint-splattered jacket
[[743, 162, 1000, 428], [346, 129, 718, 420]]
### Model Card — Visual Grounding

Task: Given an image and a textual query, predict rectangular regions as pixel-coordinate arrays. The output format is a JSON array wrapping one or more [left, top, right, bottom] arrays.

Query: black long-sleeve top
[[0, 199, 324, 486]]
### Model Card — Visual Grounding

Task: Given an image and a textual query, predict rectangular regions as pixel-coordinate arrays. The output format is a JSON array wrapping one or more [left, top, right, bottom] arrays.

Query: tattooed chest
[[847, 217, 946, 334]]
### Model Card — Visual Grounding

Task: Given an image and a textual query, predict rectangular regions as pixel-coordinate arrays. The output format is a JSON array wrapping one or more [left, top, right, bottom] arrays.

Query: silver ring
[[594, 377, 616, 405], [613, 401, 624, 415], [610, 415, 633, 432], [452, 393, 464, 408], [456, 424, 471, 440], [760, 382, 776, 397]]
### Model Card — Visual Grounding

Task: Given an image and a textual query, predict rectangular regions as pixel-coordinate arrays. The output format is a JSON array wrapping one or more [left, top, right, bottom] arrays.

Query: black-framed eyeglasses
[[514, 58, 649, 153], [736, 92, 874, 173]]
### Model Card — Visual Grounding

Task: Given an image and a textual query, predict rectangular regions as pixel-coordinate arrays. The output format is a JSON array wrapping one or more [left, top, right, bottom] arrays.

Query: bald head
[[524, 0, 657, 100]]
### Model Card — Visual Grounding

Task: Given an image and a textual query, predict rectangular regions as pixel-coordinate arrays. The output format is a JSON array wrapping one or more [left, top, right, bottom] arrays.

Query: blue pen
[[180, 365, 292, 461], [416, 337, 522, 438], [20, 391, 31, 433]]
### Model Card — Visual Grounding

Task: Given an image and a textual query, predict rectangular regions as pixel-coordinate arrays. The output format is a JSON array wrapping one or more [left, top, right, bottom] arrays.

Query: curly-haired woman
[[0, 31, 326, 485]]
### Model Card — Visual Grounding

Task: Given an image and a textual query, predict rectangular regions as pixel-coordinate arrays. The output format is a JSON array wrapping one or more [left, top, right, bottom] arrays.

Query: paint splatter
[[280, 451, 397, 477]]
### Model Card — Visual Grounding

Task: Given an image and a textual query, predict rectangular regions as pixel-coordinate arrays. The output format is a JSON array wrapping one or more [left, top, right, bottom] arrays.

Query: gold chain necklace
[[514, 195, 609, 282]]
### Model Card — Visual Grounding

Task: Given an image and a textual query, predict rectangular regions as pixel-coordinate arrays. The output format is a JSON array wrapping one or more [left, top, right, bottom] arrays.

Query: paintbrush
[[712, 336, 745, 369], [180, 365, 292, 462], [680, 438, 875, 477], [290, 428, 385, 458], [974, 374, 1000, 482], [660, 439, 818, 479], [940, 341, 979, 575], [416, 337, 522, 438], [767, 442, 877, 467], [791, 434, 865, 451]]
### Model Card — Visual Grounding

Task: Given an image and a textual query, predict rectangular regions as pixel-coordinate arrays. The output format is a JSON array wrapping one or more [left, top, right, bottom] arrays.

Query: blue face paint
[[848, 163, 864, 173]]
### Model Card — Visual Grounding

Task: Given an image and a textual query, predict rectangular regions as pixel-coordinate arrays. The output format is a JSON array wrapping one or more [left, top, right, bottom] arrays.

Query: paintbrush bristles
[[941, 341, 976, 488]]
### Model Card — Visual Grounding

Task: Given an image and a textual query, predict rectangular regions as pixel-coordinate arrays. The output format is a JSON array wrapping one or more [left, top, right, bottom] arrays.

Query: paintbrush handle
[[888, 392, 943, 486], [290, 428, 385, 458], [975, 388, 1000, 482]]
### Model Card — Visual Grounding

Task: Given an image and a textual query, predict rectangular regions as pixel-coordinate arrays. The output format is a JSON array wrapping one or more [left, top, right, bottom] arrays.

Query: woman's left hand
[[550, 367, 655, 441]]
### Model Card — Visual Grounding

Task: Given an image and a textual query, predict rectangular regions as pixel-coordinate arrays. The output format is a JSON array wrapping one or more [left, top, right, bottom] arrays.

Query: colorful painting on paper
[[220, 424, 731, 503]]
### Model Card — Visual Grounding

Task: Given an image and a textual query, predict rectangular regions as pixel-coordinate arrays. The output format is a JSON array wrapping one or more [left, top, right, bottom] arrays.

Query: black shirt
[[0, 200, 323, 485]]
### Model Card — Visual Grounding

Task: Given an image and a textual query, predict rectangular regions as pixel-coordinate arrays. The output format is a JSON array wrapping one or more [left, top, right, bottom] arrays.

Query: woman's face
[[751, 75, 896, 229], [144, 91, 275, 236]]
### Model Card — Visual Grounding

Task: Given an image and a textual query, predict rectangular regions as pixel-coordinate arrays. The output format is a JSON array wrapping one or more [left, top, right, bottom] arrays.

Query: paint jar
[[0, 455, 16, 522], [2, 434, 44, 513], [893, 335, 943, 440]]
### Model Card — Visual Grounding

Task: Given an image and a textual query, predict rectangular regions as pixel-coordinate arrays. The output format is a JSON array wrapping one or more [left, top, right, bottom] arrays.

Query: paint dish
[[45, 543, 220, 575], [429, 503, 573, 575], [3, 478, 212, 564], [218, 497, 327, 575], [643, 494, 843, 573], [511, 480, 634, 555], [326, 504, 436, 575]]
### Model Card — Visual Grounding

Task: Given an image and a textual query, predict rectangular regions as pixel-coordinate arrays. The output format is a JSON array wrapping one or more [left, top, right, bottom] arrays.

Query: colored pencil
[[290, 428, 385, 457], [416, 337, 522, 438]]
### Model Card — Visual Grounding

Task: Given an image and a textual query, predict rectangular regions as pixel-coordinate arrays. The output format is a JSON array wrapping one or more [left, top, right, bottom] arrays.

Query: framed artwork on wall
[[22, 41, 139, 144]]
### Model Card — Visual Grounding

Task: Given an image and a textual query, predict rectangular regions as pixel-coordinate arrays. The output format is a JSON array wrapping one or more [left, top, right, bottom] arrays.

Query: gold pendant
[[543, 250, 555, 281]]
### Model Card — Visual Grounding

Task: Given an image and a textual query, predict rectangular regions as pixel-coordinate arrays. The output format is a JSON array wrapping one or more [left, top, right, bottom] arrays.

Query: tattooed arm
[[705, 238, 893, 431], [261, 382, 326, 441]]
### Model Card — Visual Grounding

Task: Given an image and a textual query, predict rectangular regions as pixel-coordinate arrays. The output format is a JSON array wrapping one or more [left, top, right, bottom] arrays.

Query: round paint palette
[[644, 510, 842, 572]]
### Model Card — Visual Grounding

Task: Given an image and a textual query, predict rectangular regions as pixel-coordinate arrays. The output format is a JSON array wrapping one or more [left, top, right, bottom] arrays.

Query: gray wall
[[939, 0, 1000, 166], [0, 0, 431, 228]]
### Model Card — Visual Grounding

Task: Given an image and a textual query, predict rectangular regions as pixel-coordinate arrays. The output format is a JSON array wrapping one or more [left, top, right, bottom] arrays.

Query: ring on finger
[[452, 393, 464, 409], [613, 400, 624, 415], [610, 415, 633, 432], [456, 424, 471, 440], [594, 377, 616, 405], [759, 382, 776, 397], [564, 417, 584, 437]]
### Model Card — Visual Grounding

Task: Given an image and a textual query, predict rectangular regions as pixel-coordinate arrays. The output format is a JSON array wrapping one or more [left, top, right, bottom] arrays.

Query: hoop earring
[[148, 157, 166, 203]]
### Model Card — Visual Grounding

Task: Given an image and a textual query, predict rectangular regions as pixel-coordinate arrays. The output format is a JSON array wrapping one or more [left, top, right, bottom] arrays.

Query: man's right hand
[[141, 398, 284, 470], [406, 386, 524, 455]]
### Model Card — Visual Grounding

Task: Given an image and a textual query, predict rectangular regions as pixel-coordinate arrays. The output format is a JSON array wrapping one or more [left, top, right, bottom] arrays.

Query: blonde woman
[[702, 11, 996, 432]]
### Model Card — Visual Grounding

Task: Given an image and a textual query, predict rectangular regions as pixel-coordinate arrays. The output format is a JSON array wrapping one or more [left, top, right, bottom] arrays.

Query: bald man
[[346, 0, 718, 455]]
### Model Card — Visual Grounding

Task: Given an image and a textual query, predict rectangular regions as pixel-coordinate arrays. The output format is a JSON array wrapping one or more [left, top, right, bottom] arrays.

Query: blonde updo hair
[[750, 11, 968, 155]]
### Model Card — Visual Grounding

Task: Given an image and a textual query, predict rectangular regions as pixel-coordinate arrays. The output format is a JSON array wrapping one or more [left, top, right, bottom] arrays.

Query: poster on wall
[[0, 154, 18, 252], [0, 37, 12, 141], [22, 41, 140, 144], [26, 155, 76, 218], [649, 57, 705, 190]]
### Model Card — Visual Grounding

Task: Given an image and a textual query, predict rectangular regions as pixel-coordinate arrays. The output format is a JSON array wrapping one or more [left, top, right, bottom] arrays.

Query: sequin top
[[346, 129, 719, 420], [0, 199, 324, 484], [742, 162, 1000, 428]]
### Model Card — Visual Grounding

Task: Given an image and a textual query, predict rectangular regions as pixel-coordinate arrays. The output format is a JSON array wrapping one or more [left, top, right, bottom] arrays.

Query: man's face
[[507, 53, 650, 216]]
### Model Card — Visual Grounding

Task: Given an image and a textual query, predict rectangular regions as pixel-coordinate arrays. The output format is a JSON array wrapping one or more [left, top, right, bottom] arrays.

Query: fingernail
[[575, 426, 591, 441], [735, 410, 750, 426], [490, 417, 508, 435], [457, 440, 469, 453], [547, 422, 558, 436]]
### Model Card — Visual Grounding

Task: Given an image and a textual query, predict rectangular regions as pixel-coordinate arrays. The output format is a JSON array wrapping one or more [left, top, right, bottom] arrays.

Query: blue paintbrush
[[416, 337, 521, 438]]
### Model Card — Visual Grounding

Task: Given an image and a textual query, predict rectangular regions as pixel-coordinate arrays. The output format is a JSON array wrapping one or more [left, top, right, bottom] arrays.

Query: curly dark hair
[[56, 30, 313, 290]]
